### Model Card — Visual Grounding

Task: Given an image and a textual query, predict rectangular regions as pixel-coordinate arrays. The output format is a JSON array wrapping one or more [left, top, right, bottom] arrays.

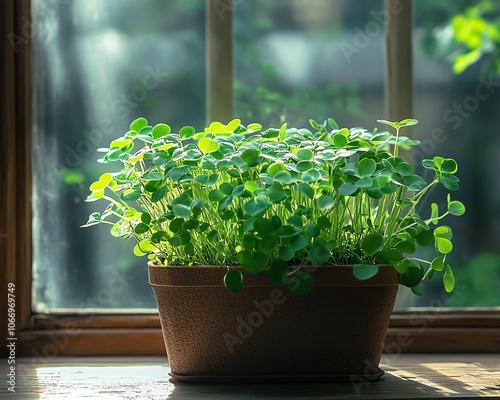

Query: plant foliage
[[83, 117, 465, 294]]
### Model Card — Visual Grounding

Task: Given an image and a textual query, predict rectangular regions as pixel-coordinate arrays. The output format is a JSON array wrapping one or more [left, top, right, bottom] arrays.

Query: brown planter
[[149, 264, 398, 383]]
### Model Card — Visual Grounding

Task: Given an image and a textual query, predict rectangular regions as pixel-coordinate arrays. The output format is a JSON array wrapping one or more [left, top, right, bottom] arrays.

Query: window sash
[[1, 0, 499, 358]]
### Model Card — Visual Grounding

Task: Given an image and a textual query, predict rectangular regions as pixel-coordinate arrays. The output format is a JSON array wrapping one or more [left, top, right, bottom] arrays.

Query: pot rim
[[148, 263, 399, 288]]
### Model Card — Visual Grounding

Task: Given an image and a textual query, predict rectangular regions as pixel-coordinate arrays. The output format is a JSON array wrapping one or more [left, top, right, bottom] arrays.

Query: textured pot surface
[[149, 265, 398, 380]]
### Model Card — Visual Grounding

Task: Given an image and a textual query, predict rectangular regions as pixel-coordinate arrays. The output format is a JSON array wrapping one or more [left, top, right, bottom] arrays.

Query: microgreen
[[83, 117, 465, 294]]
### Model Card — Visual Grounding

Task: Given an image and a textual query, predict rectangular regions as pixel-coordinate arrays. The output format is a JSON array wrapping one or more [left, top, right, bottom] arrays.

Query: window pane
[[235, 0, 385, 128], [394, 0, 500, 308], [31, 0, 205, 311]]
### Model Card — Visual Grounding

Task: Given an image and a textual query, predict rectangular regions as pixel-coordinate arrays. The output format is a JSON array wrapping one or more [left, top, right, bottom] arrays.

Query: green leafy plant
[[82, 117, 465, 295]]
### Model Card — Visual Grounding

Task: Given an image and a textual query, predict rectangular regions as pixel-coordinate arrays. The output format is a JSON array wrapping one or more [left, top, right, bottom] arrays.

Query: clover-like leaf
[[353, 264, 379, 280], [361, 232, 384, 255], [224, 269, 244, 293]]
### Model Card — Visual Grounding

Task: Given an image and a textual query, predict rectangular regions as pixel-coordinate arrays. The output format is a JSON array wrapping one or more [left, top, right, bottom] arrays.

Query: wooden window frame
[[1, 0, 499, 358]]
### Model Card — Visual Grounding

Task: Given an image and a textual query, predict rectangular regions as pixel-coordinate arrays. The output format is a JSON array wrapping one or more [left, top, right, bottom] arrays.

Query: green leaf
[[237, 250, 269, 275], [431, 257, 444, 272], [220, 182, 234, 195], [241, 149, 260, 165], [317, 216, 331, 229], [439, 174, 459, 191], [167, 166, 189, 181], [290, 234, 307, 251], [297, 182, 314, 199], [232, 185, 245, 197], [441, 159, 458, 174], [448, 201, 465, 216], [133, 244, 146, 257], [259, 236, 278, 251], [377, 119, 399, 130], [218, 195, 233, 210], [275, 226, 299, 238], [385, 248, 403, 262], [339, 182, 358, 196], [173, 204, 190, 218], [333, 134, 348, 148], [267, 162, 287, 178], [396, 162, 414, 176], [361, 232, 384, 255], [411, 285, 423, 296], [179, 126, 196, 139], [122, 191, 141, 202], [138, 239, 155, 253], [353, 264, 379, 280], [152, 123, 171, 139], [169, 218, 184, 233], [416, 229, 433, 247], [247, 123, 262, 131], [288, 272, 313, 295], [297, 149, 313, 161], [209, 189, 225, 202], [254, 218, 274, 236], [279, 246, 295, 261], [399, 264, 424, 287], [395, 240, 416, 254], [142, 171, 163, 181], [207, 230, 218, 243], [422, 159, 435, 170], [358, 158, 376, 177], [151, 231, 167, 244], [398, 118, 418, 127], [244, 181, 259, 193], [434, 225, 453, 240], [309, 119, 320, 130], [305, 224, 320, 238], [273, 170, 293, 184], [198, 138, 219, 154], [268, 260, 289, 284], [224, 269, 244, 293], [355, 176, 373, 188], [134, 223, 150, 234], [130, 117, 148, 132], [81, 212, 101, 227], [430, 203, 439, 224], [183, 218, 199, 230], [267, 183, 286, 203], [244, 196, 270, 217], [328, 118, 339, 130], [288, 215, 303, 228], [151, 187, 166, 202], [435, 237, 453, 254], [301, 169, 321, 182], [443, 265, 455, 293], [316, 195, 334, 209], [279, 123, 287, 141]]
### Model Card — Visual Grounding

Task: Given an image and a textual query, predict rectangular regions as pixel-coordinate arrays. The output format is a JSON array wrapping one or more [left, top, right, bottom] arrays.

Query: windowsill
[[14, 354, 500, 399]]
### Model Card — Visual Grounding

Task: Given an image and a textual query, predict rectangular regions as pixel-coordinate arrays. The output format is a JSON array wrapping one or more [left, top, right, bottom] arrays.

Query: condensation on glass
[[31, 0, 205, 311]]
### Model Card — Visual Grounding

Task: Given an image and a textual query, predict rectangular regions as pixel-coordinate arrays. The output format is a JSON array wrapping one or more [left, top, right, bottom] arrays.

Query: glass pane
[[31, 0, 205, 312], [235, 0, 385, 128], [394, 0, 500, 308]]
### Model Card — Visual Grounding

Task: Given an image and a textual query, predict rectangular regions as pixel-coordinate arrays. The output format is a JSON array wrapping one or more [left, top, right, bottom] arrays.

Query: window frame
[[1, 0, 499, 358]]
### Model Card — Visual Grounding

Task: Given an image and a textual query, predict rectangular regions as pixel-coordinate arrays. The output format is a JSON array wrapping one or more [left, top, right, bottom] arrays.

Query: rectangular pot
[[149, 265, 398, 382]]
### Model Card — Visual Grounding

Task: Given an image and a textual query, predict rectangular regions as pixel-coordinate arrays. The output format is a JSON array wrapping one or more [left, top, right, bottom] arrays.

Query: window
[[1, 0, 499, 357]]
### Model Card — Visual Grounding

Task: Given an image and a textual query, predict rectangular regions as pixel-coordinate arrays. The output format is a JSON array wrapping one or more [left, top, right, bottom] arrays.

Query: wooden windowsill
[[13, 354, 500, 399]]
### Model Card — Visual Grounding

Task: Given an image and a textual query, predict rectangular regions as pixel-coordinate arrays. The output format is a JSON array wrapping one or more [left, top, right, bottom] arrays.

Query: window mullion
[[386, 0, 413, 121], [206, 0, 234, 123]]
